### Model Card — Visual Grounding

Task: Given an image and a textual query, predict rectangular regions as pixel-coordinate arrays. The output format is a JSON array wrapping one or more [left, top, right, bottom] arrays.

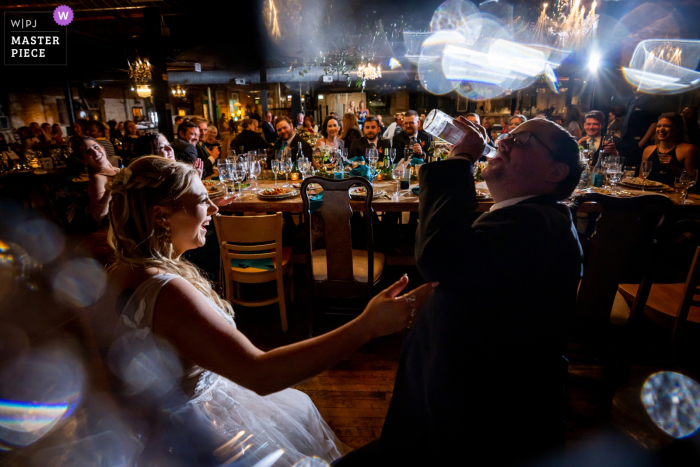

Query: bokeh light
[[0, 349, 84, 449], [641, 371, 700, 438], [293, 457, 331, 467], [52, 257, 107, 308], [623, 40, 700, 94], [14, 219, 65, 264]]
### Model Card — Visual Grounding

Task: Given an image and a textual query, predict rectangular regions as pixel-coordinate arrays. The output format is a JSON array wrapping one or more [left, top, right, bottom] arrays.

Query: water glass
[[679, 169, 698, 204], [281, 158, 292, 186], [392, 164, 404, 196], [271, 159, 280, 186], [249, 160, 261, 191], [640, 161, 653, 191], [299, 157, 311, 180], [231, 161, 247, 194]]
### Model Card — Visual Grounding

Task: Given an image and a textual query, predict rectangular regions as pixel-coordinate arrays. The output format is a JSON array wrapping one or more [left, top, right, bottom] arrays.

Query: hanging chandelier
[[129, 57, 152, 83], [136, 85, 152, 98], [171, 85, 187, 97], [357, 62, 382, 81], [535, 0, 598, 49]]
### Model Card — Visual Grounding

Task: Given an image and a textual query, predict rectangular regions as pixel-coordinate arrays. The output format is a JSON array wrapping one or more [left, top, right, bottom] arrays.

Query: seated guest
[[482, 117, 495, 144], [68, 119, 89, 157], [132, 132, 176, 161], [51, 124, 64, 146], [499, 115, 509, 133], [563, 104, 582, 138], [174, 115, 184, 128], [643, 112, 700, 186], [172, 121, 199, 164], [120, 120, 141, 162], [87, 121, 118, 165], [495, 115, 528, 144], [383, 113, 404, 141], [392, 110, 432, 163], [101, 156, 435, 465], [80, 137, 118, 225], [190, 117, 219, 177], [204, 125, 222, 156], [262, 112, 277, 143], [376, 114, 386, 135], [681, 106, 700, 149], [303, 115, 319, 133], [578, 110, 619, 165], [271, 116, 313, 163], [349, 116, 390, 160], [340, 112, 362, 149], [338, 117, 584, 467], [230, 118, 273, 153], [607, 106, 625, 136], [465, 113, 480, 124], [316, 116, 345, 151], [296, 113, 305, 128]]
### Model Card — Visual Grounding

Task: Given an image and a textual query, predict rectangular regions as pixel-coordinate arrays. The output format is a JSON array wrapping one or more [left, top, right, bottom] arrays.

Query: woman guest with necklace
[[316, 116, 345, 151], [643, 113, 700, 186]]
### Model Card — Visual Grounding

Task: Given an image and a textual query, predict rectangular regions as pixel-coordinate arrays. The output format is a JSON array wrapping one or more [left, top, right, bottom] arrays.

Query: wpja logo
[[4, 6, 72, 66]]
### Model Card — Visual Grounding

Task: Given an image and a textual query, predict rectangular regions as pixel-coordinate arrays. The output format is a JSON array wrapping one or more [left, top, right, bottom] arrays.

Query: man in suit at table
[[392, 110, 432, 163], [190, 117, 220, 178], [270, 116, 313, 165], [262, 112, 278, 144], [578, 110, 620, 166], [335, 118, 584, 467], [349, 116, 391, 160], [171, 121, 199, 165]]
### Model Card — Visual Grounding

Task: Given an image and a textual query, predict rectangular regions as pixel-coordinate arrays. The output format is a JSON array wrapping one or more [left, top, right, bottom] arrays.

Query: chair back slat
[[572, 193, 673, 333], [301, 176, 375, 299], [213, 213, 284, 270], [672, 247, 700, 341]]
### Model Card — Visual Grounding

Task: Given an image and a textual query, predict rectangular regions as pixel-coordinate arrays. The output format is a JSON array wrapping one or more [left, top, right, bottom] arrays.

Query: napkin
[[310, 193, 324, 214], [412, 186, 419, 196], [410, 157, 424, 167], [231, 251, 274, 271], [348, 165, 370, 179]]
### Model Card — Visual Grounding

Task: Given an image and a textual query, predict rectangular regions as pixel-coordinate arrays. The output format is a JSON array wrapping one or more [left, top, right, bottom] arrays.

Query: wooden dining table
[[212, 178, 700, 214]]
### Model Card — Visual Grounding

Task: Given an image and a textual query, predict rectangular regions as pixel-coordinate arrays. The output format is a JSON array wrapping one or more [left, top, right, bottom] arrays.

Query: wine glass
[[281, 157, 292, 186], [608, 163, 623, 192], [366, 148, 379, 182], [299, 157, 311, 181], [603, 155, 620, 189], [218, 161, 232, 199], [249, 160, 261, 191], [232, 161, 247, 195], [271, 159, 280, 187], [640, 161, 653, 191], [679, 169, 698, 204], [392, 164, 404, 197]]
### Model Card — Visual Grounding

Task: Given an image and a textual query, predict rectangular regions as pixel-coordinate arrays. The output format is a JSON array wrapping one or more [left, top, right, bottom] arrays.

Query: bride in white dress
[[97, 156, 436, 466]]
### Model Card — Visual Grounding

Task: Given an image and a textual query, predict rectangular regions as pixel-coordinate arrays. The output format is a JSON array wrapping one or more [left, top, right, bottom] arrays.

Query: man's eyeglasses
[[502, 131, 555, 154]]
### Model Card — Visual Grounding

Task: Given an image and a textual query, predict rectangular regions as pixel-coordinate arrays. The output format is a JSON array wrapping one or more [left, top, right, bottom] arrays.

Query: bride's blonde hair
[[107, 156, 233, 316]]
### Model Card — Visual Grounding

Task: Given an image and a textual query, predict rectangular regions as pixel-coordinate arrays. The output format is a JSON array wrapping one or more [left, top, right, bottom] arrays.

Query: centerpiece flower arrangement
[[296, 126, 320, 147]]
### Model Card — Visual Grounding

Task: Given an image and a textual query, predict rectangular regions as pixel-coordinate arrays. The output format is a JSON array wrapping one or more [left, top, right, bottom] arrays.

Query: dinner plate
[[619, 180, 669, 191], [206, 186, 224, 197], [349, 187, 383, 199], [257, 188, 298, 200]]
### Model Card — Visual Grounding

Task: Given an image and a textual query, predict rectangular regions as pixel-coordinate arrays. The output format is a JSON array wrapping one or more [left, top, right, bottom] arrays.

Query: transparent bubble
[[252, 448, 285, 467], [479, 1, 514, 29], [403, 31, 434, 65], [623, 39, 700, 95], [293, 456, 330, 467], [418, 31, 466, 95], [14, 219, 65, 264], [642, 371, 700, 438], [52, 258, 107, 308], [0, 350, 84, 448], [430, 0, 480, 34]]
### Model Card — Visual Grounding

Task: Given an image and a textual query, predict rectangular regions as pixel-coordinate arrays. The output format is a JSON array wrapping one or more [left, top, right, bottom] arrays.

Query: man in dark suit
[[578, 110, 621, 165], [230, 118, 273, 153], [392, 110, 432, 163], [262, 112, 278, 144], [270, 116, 312, 165], [171, 121, 199, 165], [349, 116, 391, 160], [337, 118, 584, 467], [190, 117, 219, 177]]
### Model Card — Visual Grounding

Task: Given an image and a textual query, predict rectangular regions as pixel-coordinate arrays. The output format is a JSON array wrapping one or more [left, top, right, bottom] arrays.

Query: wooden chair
[[618, 246, 700, 354], [213, 212, 293, 332], [300, 176, 385, 335]]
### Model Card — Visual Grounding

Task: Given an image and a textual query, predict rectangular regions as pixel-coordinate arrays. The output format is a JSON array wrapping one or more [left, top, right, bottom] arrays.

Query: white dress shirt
[[490, 195, 537, 212]]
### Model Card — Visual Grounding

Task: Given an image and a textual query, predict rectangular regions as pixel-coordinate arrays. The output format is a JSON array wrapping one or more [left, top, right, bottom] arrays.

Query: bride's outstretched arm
[[153, 275, 436, 396]]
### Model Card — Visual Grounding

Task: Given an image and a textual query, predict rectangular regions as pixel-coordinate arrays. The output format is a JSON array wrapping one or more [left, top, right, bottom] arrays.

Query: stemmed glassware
[[679, 169, 698, 204], [271, 159, 280, 187], [218, 160, 232, 199], [366, 148, 379, 183], [608, 163, 623, 191], [249, 159, 261, 192], [392, 164, 404, 197], [640, 161, 653, 191], [281, 157, 292, 187], [231, 161, 247, 196], [299, 157, 311, 181]]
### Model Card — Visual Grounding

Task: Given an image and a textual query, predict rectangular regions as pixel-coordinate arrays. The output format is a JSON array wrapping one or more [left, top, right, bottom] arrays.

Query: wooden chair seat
[[312, 249, 385, 284], [231, 247, 292, 275], [618, 283, 700, 327]]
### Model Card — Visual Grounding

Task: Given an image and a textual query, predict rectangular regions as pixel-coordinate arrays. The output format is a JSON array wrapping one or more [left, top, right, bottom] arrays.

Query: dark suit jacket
[[348, 137, 391, 160], [172, 138, 197, 165], [195, 141, 215, 178], [262, 121, 277, 144], [230, 129, 273, 153], [581, 134, 622, 165], [391, 130, 432, 163], [379, 159, 583, 466], [270, 133, 313, 165]]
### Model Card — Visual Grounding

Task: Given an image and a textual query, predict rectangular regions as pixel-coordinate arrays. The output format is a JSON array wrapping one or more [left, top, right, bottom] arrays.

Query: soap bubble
[[642, 371, 700, 438]]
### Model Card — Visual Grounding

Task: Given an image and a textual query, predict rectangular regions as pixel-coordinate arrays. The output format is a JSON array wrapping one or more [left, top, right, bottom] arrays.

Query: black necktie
[[369, 142, 376, 148]]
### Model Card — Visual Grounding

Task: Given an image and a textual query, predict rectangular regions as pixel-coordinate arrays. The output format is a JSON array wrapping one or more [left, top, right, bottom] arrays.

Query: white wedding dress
[[109, 273, 344, 466]]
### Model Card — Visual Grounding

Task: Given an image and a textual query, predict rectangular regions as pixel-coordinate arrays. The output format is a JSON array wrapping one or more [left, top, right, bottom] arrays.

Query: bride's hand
[[359, 275, 438, 339]]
